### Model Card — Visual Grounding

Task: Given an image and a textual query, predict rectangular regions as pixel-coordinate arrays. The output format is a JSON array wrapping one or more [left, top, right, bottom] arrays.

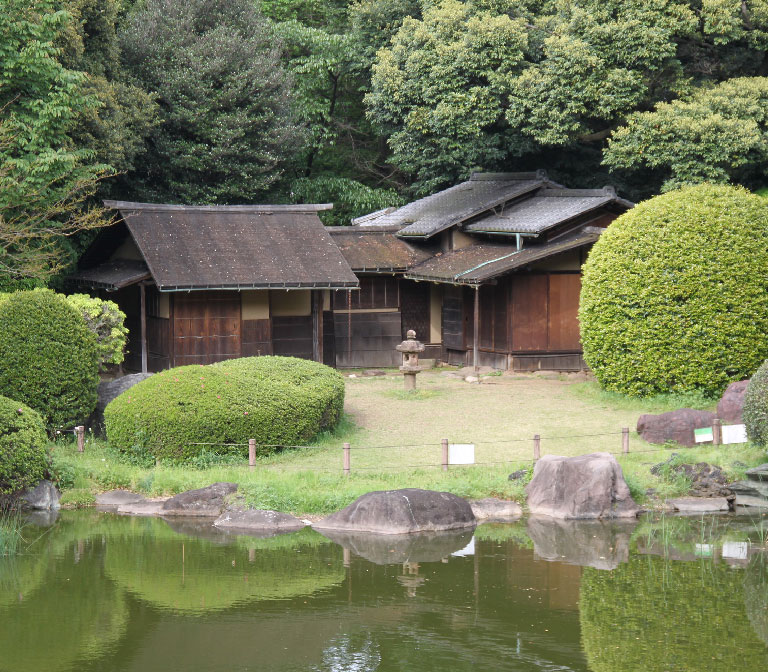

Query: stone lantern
[[396, 329, 425, 391]]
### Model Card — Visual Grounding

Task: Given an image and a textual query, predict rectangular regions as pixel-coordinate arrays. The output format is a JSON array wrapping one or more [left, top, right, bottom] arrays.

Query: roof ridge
[[539, 186, 616, 198], [470, 170, 547, 181], [103, 200, 334, 213]]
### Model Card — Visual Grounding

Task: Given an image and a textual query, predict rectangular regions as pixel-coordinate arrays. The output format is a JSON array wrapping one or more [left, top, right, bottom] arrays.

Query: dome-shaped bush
[[104, 356, 345, 463], [743, 359, 768, 446], [580, 184, 768, 397], [0, 396, 49, 496], [0, 290, 100, 428]]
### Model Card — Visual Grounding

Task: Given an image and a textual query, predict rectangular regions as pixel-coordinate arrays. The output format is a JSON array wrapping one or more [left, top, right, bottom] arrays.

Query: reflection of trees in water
[[745, 554, 768, 646], [580, 553, 768, 672], [315, 633, 382, 672]]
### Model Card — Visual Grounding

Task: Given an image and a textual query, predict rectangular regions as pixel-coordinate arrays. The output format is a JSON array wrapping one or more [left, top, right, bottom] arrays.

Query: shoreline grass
[[0, 509, 23, 556]]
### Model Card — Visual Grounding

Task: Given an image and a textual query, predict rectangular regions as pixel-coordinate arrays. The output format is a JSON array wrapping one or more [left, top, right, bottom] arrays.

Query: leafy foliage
[[104, 356, 345, 463], [0, 289, 99, 428], [120, 0, 303, 204], [579, 184, 768, 397], [0, 395, 49, 497], [64, 294, 128, 368], [744, 359, 768, 446]]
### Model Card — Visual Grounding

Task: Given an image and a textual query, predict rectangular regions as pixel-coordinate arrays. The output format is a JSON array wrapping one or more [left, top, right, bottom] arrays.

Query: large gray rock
[[637, 408, 716, 446], [19, 480, 60, 511], [668, 497, 730, 513], [746, 464, 768, 482], [469, 498, 522, 522], [717, 379, 750, 423], [525, 453, 640, 519], [317, 528, 474, 564], [91, 373, 153, 435], [161, 482, 238, 517], [214, 507, 306, 533], [95, 490, 145, 508], [730, 479, 768, 508], [527, 517, 636, 570], [313, 488, 476, 534]]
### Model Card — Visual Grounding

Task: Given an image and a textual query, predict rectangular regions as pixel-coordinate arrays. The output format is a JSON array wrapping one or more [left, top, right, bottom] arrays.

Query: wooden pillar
[[312, 290, 324, 363], [473, 285, 480, 372], [140, 283, 148, 374]]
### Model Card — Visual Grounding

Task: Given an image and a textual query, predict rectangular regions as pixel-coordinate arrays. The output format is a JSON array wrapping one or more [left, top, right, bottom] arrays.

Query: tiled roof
[[97, 201, 359, 290], [354, 172, 551, 238], [326, 228, 434, 271], [404, 231, 602, 284], [464, 189, 623, 234]]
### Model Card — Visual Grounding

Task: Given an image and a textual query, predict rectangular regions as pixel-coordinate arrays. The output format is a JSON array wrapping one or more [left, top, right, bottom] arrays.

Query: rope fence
[[59, 418, 741, 476]]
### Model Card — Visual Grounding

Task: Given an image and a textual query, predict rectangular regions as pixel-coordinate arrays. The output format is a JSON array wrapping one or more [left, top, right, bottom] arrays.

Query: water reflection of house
[[71, 172, 632, 373]]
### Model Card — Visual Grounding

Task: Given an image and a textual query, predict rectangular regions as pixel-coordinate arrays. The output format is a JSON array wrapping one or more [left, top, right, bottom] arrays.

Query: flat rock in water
[[746, 464, 768, 482], [313, 488, 476, 534], [717, 380, 750, 423], [730, 480, 768, 508], [214, 508, 306, 533], [117, 499, 167, 516], [637, 408, 716, 446], [317, 528, 474, 564], [96, 490, 145, 507], [19, 480, 60, 511], [162, 482, 238, 517], [470, 498, 522, 521], [526, 453, 640, 519], [527, 516, 636, 570], [669, 497, 730, 513]]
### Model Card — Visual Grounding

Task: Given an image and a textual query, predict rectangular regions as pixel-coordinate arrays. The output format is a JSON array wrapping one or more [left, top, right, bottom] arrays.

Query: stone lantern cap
[[397, 329, 425, 374]]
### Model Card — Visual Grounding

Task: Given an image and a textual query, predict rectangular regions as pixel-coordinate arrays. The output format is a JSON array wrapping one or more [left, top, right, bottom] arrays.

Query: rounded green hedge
[[104, 356, 345, 462], [0, 396, 50, 496], [743, 359, 768, 445], [0, 290, 100, 428], [580, 184, 768, 397]]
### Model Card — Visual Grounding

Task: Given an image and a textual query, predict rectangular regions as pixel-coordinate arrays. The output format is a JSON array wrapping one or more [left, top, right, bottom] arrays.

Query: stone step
[[745, 464, 768, 482], [729, 479, 768, 508]]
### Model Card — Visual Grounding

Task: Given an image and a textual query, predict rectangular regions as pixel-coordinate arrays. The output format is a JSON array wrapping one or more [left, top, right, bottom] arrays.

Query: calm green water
[[1, 511, 767, 672]]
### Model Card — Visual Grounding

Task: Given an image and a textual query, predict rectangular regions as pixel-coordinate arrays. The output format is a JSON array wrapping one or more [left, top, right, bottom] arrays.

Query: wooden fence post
[[533, 434, 540, 461], [76, 426, 85, 453], [441, 438, 449, 472], [713, 419, 722, 446], [248, 439, 256, 469], [622, 427, 630, 454], [343, 442, 351, 476]]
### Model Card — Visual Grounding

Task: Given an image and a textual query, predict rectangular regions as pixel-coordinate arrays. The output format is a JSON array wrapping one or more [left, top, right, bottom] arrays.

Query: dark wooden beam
[[312, 290, 324, 363], [139, 282, 148, 374], [473, 285, 480, 372]]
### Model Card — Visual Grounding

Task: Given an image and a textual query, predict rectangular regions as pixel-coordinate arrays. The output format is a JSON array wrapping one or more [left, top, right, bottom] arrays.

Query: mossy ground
[[52, 370, 768, 514]]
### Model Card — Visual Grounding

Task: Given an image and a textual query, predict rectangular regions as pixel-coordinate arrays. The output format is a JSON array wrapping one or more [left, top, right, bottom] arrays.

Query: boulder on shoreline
[[161, 482, 238, 517], [313, 488, 476, 534], [469, 498, 522, 522], [19, 480, 60, 511], [213, 507, 306, 533], [526, 453, 640, 519]]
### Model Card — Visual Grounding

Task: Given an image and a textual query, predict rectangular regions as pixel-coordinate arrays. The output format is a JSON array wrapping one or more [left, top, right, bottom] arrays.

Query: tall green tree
[[120, 0, 303, 204]]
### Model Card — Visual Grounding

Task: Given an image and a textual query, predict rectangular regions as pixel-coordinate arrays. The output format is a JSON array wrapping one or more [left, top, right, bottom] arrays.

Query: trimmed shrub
[[105, 356, 345, 462], [580, 184, 768, 397], [0, 396, 49, 496], [0, 290, 100, 428], [63, 294, 128, 368], [743, 360, 768, 446]]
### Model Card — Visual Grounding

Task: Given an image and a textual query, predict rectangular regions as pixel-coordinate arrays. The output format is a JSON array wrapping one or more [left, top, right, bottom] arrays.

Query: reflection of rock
[[314, 488, 476, 534], [527, 516, 636, 570], [161, 516, 231, 543], [526, 453, 640, 519], [470, 498, 522, 522], [317, 528, 475, 564], [214, 507, 306, 534], [19, 480, 60, 511], [161, 482, 238, 517], [637, 409, 716, 446], [21, 509, 59, 527]]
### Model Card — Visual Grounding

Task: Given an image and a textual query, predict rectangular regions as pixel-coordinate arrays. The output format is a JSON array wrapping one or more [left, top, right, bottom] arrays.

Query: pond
[[1, 510, 767, 671]]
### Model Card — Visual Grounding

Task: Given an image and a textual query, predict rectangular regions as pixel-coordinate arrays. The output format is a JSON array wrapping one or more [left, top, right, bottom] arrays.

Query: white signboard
[[449, 443, 475, 465], [722, 541, 749, 560], [722, 424, 748, 445]]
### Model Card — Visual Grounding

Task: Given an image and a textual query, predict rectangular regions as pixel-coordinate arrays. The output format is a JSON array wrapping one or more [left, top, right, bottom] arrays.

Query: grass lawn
[[52, 369, 768, 514]]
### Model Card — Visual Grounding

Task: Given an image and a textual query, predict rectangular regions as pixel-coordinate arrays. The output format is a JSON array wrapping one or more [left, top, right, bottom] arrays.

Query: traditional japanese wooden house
[[72, 202, 359, 372], [328, 171, 633, 371]]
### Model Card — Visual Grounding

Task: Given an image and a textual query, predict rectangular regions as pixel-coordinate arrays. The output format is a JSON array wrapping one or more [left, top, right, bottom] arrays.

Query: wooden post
[[76, 426, 85, 453], [312, 290, 323, 364], [139, 282, 148, 374], [343, 442, 351, 476], [248, 439, 256, 469], [622, 427, 630, 454], [533, 434, 540, 461], [473, 285, 480, 373], [713, 418, 722, 446], [441, 438, 449, 472]]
